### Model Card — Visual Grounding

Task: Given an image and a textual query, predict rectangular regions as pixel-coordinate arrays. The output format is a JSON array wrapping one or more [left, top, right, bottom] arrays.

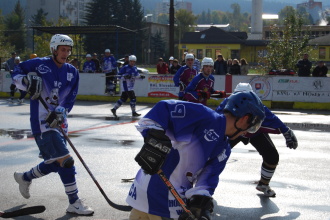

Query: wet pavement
[[0, 98, 330, 220]]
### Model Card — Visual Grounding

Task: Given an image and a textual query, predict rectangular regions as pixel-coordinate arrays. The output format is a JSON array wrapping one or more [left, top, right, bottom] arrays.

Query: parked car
[[117, 58, 149, 74], [268, 69, 296, 75]]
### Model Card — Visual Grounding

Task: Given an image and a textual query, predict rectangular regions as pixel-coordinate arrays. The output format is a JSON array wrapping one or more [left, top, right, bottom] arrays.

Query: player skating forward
[[216, 83, 298, 197], [111, 55, 145, 118], [11, 34, 94, 215], [173, 53, 198, 100], [183, 57, 226, 106], [126, 91, 265, 220]]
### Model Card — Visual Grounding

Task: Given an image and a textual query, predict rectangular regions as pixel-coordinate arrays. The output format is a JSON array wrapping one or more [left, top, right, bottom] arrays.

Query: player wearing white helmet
[[183, 57, 226, 106], [173, 53, 198, 100], [102, 48, 117, 95], [11, 34, 94, 215], [111, 55, 145, 118], [216, 82, 298, 197], [83, 54, 96, 73]]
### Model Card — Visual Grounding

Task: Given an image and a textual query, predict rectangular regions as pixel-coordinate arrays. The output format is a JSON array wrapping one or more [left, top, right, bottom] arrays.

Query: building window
[[197, 49, 203, 59], [206, 49, 212, 57], [231, 50, 240, 59], [319, 47, 326, 59]]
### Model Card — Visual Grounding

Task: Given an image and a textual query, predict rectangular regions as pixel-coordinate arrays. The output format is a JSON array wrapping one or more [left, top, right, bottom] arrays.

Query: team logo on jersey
[[67, 72, 74, 81], [37, 64, 51, 74], [217, 149, 227, 162], [204, 129, 219, 142]]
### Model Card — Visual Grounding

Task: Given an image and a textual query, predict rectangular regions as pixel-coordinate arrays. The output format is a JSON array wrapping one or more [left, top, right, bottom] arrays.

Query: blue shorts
[[35, 130, 70, 164]]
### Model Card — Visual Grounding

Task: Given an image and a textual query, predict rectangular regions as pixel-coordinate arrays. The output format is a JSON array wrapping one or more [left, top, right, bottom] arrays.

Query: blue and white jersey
[[126, 100, 231, 218], [118, 64, 140, 92], [102, 56, 117, 72], [216, 98, 289, 137], [83, 60, 96, 73], [11, 57, 79, 135]]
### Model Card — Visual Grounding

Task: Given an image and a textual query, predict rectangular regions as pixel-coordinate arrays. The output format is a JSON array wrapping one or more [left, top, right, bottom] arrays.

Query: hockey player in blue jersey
[[102, 48, 117, 95], [216, 83, 298, 197], [111, 55, 145, 117], [126, 91, 265, 220], [11, 34, 94, 215]]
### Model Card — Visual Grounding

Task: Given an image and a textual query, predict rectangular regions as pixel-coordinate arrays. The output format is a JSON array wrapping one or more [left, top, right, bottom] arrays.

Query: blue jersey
[[118, 64, 140, 91], [83, 60, 96, 73], [11, 57, 79, 135], [216, 98, 289, 138], [126, 100, 231, 218], [102, 56, 117, 72]]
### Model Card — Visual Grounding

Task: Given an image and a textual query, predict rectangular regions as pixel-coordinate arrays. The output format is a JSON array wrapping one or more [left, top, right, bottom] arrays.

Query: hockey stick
[[210, 92, 232, 98], [0, 206, 45, 218], [37, 97, 132, 212], [157, 170, 197, 220]]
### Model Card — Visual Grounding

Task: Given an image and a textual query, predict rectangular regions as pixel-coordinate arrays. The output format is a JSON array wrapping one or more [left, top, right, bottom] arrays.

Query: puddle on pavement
[[285, 122, 330, 132], [0, 129, 33, 140]]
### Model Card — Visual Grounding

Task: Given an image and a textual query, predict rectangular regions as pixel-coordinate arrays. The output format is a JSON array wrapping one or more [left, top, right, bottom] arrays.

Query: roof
[[30, 25, 137, 35], [181, 26, 247, 44], [308, 34, 330, 46]]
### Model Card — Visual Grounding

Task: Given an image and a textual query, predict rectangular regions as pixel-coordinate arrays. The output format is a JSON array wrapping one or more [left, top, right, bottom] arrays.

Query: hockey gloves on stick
[[197, 90, 210, 100], [23, 73, 42, 100], [283, 128, 298, 149], [135, 129, 172, 175], [178, 195, 214, 220], [213, 90, 226, 98], [45, 106, 66, 128]]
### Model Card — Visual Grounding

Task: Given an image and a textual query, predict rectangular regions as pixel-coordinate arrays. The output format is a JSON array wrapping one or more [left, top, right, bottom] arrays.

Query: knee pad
[[62, 157, 74, 168]]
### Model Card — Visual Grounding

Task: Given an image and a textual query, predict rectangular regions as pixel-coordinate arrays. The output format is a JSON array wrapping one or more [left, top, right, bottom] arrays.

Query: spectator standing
[[169, 59, 181, 74], [83, 54, 96, 73], [312, 61, 328, 77], [156, 57, 169, 74], [296, 53, 312, 77], [92, 53, 101, 72], [183, 57, 225, 106], [229, 59, 241, 75], [240, 58, 249, 75], [181, 52, 188, 66], [173, 53, 197, 100], [70, 58, 80, 71], [214, 54, 227, 75], [168, 56, 174, 69], [5, 52, 17, 71], [110, 55, 145, 117], [102, 49, 117, 95], [227, 59, 233, 74]]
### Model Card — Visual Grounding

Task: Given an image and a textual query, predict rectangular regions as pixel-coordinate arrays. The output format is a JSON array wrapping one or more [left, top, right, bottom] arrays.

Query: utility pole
[[169, 0, 175, 57]]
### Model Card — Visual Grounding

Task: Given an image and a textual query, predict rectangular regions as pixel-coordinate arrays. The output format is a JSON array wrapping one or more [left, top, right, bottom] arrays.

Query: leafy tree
[[175, 9, 196, 42], [4, 1, 26, 54], [0, 9, 15, 62], [262, 10, 312, 72], [151, 30, 166, 61]]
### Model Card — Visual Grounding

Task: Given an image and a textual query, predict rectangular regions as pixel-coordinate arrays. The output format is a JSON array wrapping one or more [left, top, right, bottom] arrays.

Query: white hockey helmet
[[105, 49, 110, 53], [234, 83, 253, 92], [201, 57, 214, 67], [86, 54, 92, 58], [50, 34, 74, 53], [129, 55, 137, 61], [185, 53, 194, 61], [169, 56, 174, 60], [15, 56, 20, 60]]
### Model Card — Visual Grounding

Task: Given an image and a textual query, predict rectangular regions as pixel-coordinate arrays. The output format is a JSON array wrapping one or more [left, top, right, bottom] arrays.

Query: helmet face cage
[[50, 34, 74, 54], [224, 91, 265, 133]]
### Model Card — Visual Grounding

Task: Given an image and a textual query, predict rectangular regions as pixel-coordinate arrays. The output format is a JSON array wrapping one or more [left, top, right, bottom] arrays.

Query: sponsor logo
[[313, 80, 323, 90], [37, 64, 51, 74], [204, 129, 219, 142], [249, 77, 271, 100]]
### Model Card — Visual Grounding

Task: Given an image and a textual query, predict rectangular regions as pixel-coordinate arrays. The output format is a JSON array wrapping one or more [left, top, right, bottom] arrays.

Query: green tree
[[4, 1, 26, 54], [151, 30, 166, 61], [175, 9, 196, 42], [0, 9, 15, 62], [263, 11, 312, 72]]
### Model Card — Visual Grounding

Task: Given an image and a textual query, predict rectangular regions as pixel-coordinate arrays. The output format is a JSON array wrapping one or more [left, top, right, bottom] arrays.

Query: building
[[297, 0, 323, 24], [155, 0, 192, 16], [60, 0, 93, 25]]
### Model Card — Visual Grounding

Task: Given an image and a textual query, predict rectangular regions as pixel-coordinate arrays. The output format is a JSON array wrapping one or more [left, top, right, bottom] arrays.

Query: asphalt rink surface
[[0, 98, 330, 220]]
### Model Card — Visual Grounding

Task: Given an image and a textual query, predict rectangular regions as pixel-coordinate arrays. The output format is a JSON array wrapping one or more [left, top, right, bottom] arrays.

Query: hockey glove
[[197, 90, 210, 100], [179, 82, 186, 91], [23, 73, 42, 100], [140, 75, 145, 79], [213, 90, 226, 98], [124, 74, 132, 79], [134, 129, 172, 175], [45, 106, 66, 128], [283, 128, 298, 149], [178, 195, 214, 220]]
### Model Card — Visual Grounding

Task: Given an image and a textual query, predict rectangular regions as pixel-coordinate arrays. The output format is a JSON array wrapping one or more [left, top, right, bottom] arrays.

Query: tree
[[175, 9, 196, 42], [0, 9, 15, 62], [4, 1, 26, 54], [262, 10, 312, 72], [151, 30, 166, 61]]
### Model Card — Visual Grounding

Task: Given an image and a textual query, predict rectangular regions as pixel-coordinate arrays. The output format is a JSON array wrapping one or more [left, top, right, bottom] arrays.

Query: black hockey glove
[[283, 128, 298, 149], [45, 106, 66, 128], [23, 73, 42, 100], [140, 75, 145, 79], [178, 195, 214, 220], [124, 74, 132, 79], [197, 90, 210, 100], [134, 129, 172, 175]]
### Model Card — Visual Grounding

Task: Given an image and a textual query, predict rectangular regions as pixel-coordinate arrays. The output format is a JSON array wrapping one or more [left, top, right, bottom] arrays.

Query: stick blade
[[1, 206, 46, 218]]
